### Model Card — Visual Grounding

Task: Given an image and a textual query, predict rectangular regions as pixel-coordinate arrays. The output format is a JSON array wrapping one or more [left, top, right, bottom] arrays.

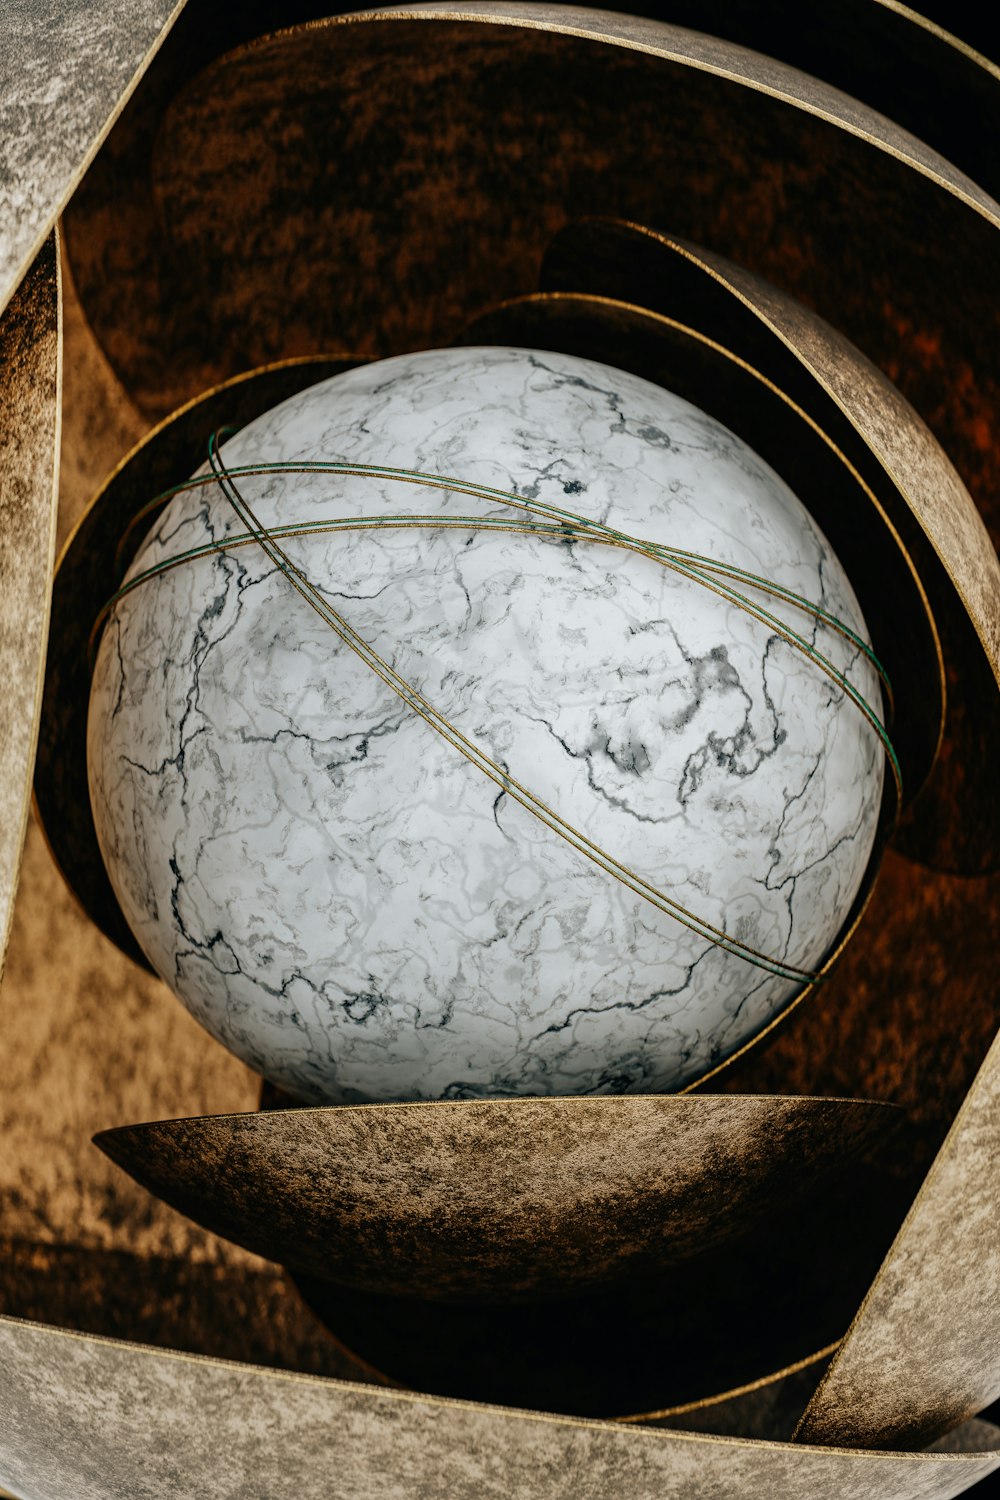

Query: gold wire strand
[[91, 435, 900, 983], [103, 466, 901, 803], [115, 460, 894, 711], [198, 430, 847, 984]]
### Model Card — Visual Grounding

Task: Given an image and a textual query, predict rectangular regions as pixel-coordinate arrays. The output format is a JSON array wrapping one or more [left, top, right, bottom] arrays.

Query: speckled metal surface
[[59, 3, 1000, 569], [93, 1096, 898, 1301], [0, 1319, 997, 1500], [0, 0, 187, 320], [0, 234, 58, 981], [795, 1025, 1000, 1450]]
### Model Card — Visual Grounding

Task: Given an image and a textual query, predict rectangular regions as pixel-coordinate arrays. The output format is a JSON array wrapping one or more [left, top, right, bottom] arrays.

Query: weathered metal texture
[[60, 4, 1000, 560], [0, 235, 59, 982], [0, 1318, 997, 1500], [33, 354, 365, 967], [0, 0, 187, 320], [795, 1025, 1000, 1450], [93, 1095, 897, 1302], [630, 1348, 835, 1440]]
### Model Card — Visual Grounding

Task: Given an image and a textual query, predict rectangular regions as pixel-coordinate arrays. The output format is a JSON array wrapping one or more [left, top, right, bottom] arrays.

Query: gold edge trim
[[0, 234, 62, 979], [466, 287, 912, 1094], [872, 0, 1000, 79], [321, 5, 1000, 227], [632, 223, 996, 698], [0, 0, 190, 327], [792, 1021, 1000, 1442], [483, 284, 945, 787], [94, 1093, 903, 1136], [616, 1341, 841, 1425], [0, 1313, 998, 1462]]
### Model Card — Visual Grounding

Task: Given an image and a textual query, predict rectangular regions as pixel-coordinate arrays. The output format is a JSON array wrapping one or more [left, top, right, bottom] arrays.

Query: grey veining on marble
[[0, 234, 58, 981], [88, 346, 885, 1104], [0, 0, 187, 321], [664, 236, 1000, 689], [0, 1318, 998, 1500]]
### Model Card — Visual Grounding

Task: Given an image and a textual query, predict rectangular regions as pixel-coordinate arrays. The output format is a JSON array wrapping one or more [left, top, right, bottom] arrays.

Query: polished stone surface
[[88, 346, 884, 1102]]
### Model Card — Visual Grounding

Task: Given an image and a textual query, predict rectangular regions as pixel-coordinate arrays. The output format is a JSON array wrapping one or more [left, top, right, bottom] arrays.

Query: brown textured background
[[3, 0, 1000, 1464]]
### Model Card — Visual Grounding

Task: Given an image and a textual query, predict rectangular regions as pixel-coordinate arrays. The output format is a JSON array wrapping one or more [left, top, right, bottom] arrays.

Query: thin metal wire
[[90, 435, 899, 983]]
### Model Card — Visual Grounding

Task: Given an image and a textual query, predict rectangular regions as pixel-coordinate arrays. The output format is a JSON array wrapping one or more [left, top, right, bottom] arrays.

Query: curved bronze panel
[[287, 1146, 911, 1416], [0, 0, 186, 320], [33, 354, 366, 966], [94, 1095, 898, 1302], [0, 235, 59, 981], [62, 0, 1000, 560], [626, 1345, 835, 1439], [0, 1318, 997, 1500], [795, 1027, 1000, 1450]]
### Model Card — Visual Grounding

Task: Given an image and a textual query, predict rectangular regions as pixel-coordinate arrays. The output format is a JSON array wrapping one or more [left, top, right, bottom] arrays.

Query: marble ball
[[87, 346, 885, 1104]]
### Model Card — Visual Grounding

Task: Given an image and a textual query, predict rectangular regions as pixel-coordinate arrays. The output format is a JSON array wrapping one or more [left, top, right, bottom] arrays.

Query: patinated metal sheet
[[795, 1025, 1000, 1450], [0, 0, 187, 321], [0, 1318, 997, 1500], [93, 1095, 897, 1301], [62, 0, 1000, 564], [0, 235, 59, 980]]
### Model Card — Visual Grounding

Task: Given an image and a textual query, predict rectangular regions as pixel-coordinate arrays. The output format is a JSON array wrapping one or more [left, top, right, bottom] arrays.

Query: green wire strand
[[91, 430, 900, 985], [116, 458, 895, 705], [104, 459, 902, 804]]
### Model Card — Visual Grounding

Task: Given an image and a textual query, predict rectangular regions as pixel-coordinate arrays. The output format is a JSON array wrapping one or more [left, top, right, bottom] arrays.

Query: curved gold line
[[292, 1319, 837, 1427], [96, 1091, 903, 1132], [616, 1340, 840, 1425], [873, 0, 1000, 77], [292, 5, 1000, 226], [1, 1316, 996, 1462], [618, 223, 991, 702]]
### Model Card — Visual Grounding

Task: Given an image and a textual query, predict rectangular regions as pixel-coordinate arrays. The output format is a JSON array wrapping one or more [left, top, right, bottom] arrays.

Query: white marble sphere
[[88, 346, 884, 1104]]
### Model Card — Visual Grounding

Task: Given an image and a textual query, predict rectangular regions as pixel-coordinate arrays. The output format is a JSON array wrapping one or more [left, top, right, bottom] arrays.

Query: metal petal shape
[[0, 235, 59, 980], [0, 1317, 997, 1500], [794, 1026, 1000, 1450], [63, 0, 1000, 505], [94, 1095, 898, 1302], [0, 0, 187, 320]]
